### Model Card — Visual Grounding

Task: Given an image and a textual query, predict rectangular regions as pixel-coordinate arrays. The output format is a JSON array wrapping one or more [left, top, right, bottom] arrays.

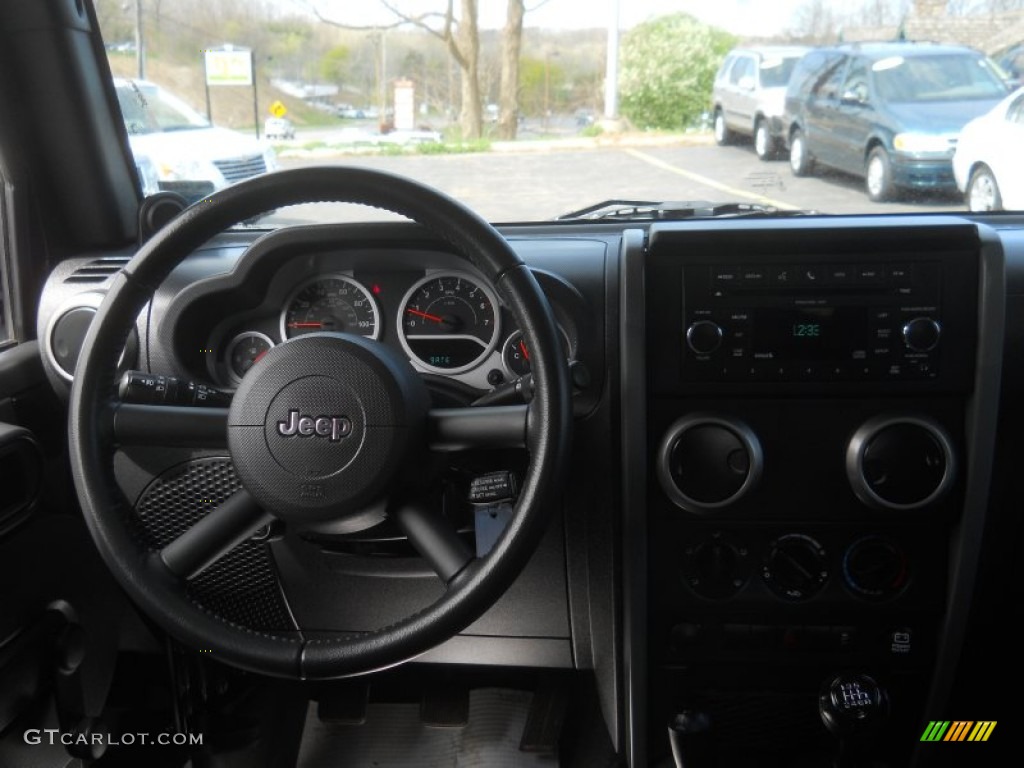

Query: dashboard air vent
[[64, 257, 131, 284]]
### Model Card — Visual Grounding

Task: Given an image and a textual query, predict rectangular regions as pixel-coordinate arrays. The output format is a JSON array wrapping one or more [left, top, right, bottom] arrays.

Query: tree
[[312, 0, 483, 139], [320, 45, 350, 86], [618, 14, 735, 131], [497, 0, 524, 140]]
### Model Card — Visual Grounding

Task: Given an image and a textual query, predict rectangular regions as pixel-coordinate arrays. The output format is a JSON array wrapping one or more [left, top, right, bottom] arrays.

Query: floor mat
[[296, 688, 559, 768]]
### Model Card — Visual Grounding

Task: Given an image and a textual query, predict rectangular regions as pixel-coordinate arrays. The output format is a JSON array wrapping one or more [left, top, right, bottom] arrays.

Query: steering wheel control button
[[657, 415, 763, 513], [762, 534, 829, 601], [228, 333, 429, 524], [847, 416, 955, 510]]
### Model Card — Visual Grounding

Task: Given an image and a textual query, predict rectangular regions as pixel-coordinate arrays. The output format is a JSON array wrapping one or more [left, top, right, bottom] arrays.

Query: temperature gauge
[[501, 328, 571, 378], [225, 331, 275, 385]]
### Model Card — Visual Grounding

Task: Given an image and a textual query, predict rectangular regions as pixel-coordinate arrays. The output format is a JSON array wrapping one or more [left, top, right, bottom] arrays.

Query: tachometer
[[398, 272, 500, 373], [280, 275, 380, 340]]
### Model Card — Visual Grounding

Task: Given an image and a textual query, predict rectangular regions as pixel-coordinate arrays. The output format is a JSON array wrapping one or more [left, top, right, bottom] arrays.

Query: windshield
[[116, 81, 211, 134], [97, 0, 1024, 219], [872, 53, 1009, 102]]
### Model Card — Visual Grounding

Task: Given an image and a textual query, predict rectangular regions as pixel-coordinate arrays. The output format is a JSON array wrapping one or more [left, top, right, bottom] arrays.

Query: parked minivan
[[784, 42, 1010, 201], [712, 46, 810, 159], [115, 79, 278, 203]]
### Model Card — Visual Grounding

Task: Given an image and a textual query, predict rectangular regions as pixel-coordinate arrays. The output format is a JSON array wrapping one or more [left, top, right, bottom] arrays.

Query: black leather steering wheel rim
[[68, 166, 572, 678]]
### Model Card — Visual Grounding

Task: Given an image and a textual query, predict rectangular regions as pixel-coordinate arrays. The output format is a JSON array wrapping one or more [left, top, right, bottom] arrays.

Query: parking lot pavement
[[273, 140, 966, 225]]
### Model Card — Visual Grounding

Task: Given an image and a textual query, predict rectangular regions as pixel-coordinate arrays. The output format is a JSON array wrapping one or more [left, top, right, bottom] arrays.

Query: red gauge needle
[[518, 340, 530, 360], [406, 308, 444, 323], [287, 322, 323, 328], [253, 350, 268, 363]]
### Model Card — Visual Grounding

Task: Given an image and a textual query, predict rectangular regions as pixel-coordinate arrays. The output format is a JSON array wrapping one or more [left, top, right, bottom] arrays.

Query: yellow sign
[[269, 100, 287, 118]]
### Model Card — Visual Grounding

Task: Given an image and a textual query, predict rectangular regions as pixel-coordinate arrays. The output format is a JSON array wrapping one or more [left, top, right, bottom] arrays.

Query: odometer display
[[398, 272, 500, 373], [280, 275, 380, 340]]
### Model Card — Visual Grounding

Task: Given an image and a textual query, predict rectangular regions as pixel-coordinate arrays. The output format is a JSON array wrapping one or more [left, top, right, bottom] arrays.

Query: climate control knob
[[686, 320, 723, 355], [762, 534, 829, 600], [901, 317, 941, 352], [847, 416, 955, 510], [842, 536, 908, 600]]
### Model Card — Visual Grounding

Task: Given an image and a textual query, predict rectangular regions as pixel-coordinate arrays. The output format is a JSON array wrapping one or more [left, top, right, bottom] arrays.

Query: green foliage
[[519, 56, 568, 116], [319, 45, 350, 85], [619, 13, 736, 130], [415, 139, 491, 155]]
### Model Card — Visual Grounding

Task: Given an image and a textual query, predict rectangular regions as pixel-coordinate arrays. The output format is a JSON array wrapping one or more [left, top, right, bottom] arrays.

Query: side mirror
[[841, 87, 868, 106], [738, 75, 755, 91]]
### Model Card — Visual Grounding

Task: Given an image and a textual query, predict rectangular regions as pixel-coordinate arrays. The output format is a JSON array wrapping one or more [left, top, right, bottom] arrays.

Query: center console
[[641, 221, 982, 766]]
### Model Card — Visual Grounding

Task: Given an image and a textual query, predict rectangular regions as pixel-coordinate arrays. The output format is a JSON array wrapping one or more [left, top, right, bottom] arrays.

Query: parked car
[[953, 87, 1024, 211], [712, 45, 810, 159], [784, 42, 1010, 201], [993, 41, 1024, 87], [115, 78, 278, 203], [264, 116, 295, 140]]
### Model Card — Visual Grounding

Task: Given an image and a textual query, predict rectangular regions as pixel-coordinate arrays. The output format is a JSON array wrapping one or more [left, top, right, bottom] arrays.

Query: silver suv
[[712, 46, 810, 160]]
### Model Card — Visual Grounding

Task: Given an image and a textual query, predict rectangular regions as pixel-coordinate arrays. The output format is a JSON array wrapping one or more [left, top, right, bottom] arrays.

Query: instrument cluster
[[207, 267, 578, 392]]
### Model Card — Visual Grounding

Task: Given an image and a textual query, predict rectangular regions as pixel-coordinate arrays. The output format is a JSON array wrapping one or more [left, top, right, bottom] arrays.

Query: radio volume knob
[[686, 320, 723, 355], [902, 317, 941, 352]]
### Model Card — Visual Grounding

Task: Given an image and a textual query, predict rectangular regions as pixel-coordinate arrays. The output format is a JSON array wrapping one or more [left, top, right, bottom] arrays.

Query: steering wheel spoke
[[158, 490, 273, 580], [427, 404, 529, 452], [113, 403, 228, 448], [392, 501, 475, 584]]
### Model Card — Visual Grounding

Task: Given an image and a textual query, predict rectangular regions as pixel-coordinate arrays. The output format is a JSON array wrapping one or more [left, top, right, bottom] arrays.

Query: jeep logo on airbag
[[277, 409, 352, 442]]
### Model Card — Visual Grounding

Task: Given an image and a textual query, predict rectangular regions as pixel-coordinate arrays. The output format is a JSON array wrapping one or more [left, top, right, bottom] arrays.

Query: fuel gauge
[[225, 331, 275, 385]]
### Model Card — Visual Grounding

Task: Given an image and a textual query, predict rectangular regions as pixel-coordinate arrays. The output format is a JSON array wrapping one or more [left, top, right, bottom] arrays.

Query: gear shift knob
[[668, 710, 714, 768], [819, 673, 888, 737]]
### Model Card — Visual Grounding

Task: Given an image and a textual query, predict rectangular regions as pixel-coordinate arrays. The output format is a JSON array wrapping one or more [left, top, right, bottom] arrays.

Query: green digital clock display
[[752, 307, 866, 361], [793, 323, 822, 338]]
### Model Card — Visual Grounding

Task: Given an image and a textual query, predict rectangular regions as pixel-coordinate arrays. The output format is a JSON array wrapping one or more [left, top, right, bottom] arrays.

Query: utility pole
[[603, 0, 619, 121], [135, 0, 146, 80]]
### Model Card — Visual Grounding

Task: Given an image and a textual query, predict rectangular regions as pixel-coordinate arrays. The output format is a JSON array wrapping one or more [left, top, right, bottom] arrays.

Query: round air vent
[[45, 293, 137, 382], [846, 416, 954, 510], [657, 415, 763, 513]]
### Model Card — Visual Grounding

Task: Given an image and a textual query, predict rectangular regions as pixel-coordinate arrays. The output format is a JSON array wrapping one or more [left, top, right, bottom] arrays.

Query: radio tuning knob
[[686, 320, 723, 355], [902, 317, 941, 352]]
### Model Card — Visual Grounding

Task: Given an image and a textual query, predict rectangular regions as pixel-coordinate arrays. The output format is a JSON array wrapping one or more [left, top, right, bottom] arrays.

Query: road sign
[[269, 100, 287, 118], [204, 48, 253, 86]]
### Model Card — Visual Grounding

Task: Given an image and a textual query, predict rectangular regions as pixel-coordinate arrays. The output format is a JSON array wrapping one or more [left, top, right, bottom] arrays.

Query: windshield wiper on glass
[[556, 199, 817, 221]]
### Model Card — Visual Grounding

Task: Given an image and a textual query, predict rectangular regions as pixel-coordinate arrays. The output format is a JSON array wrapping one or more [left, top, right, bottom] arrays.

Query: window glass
[[843, 59, 870, 103], [730, 56, 755, 86]]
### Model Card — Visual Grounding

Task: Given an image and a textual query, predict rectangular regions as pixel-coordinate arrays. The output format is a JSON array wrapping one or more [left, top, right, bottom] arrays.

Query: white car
[[115, 78, 278, 202], [953, 87, 1024, 211], [264, 117, 295, 140]]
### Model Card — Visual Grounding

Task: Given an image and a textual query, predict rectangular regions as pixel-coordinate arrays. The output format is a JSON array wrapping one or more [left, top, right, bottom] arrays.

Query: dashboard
[[34, 214, 1024, 767]]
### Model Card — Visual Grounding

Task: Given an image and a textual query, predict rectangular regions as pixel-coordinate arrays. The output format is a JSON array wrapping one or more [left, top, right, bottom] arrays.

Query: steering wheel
[[68, 167, 571, 678]]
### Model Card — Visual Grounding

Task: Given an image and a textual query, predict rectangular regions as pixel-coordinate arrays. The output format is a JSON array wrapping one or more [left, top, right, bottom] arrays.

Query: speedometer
[[280, 275, 380, 341], [398, 272, 500, 374]]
